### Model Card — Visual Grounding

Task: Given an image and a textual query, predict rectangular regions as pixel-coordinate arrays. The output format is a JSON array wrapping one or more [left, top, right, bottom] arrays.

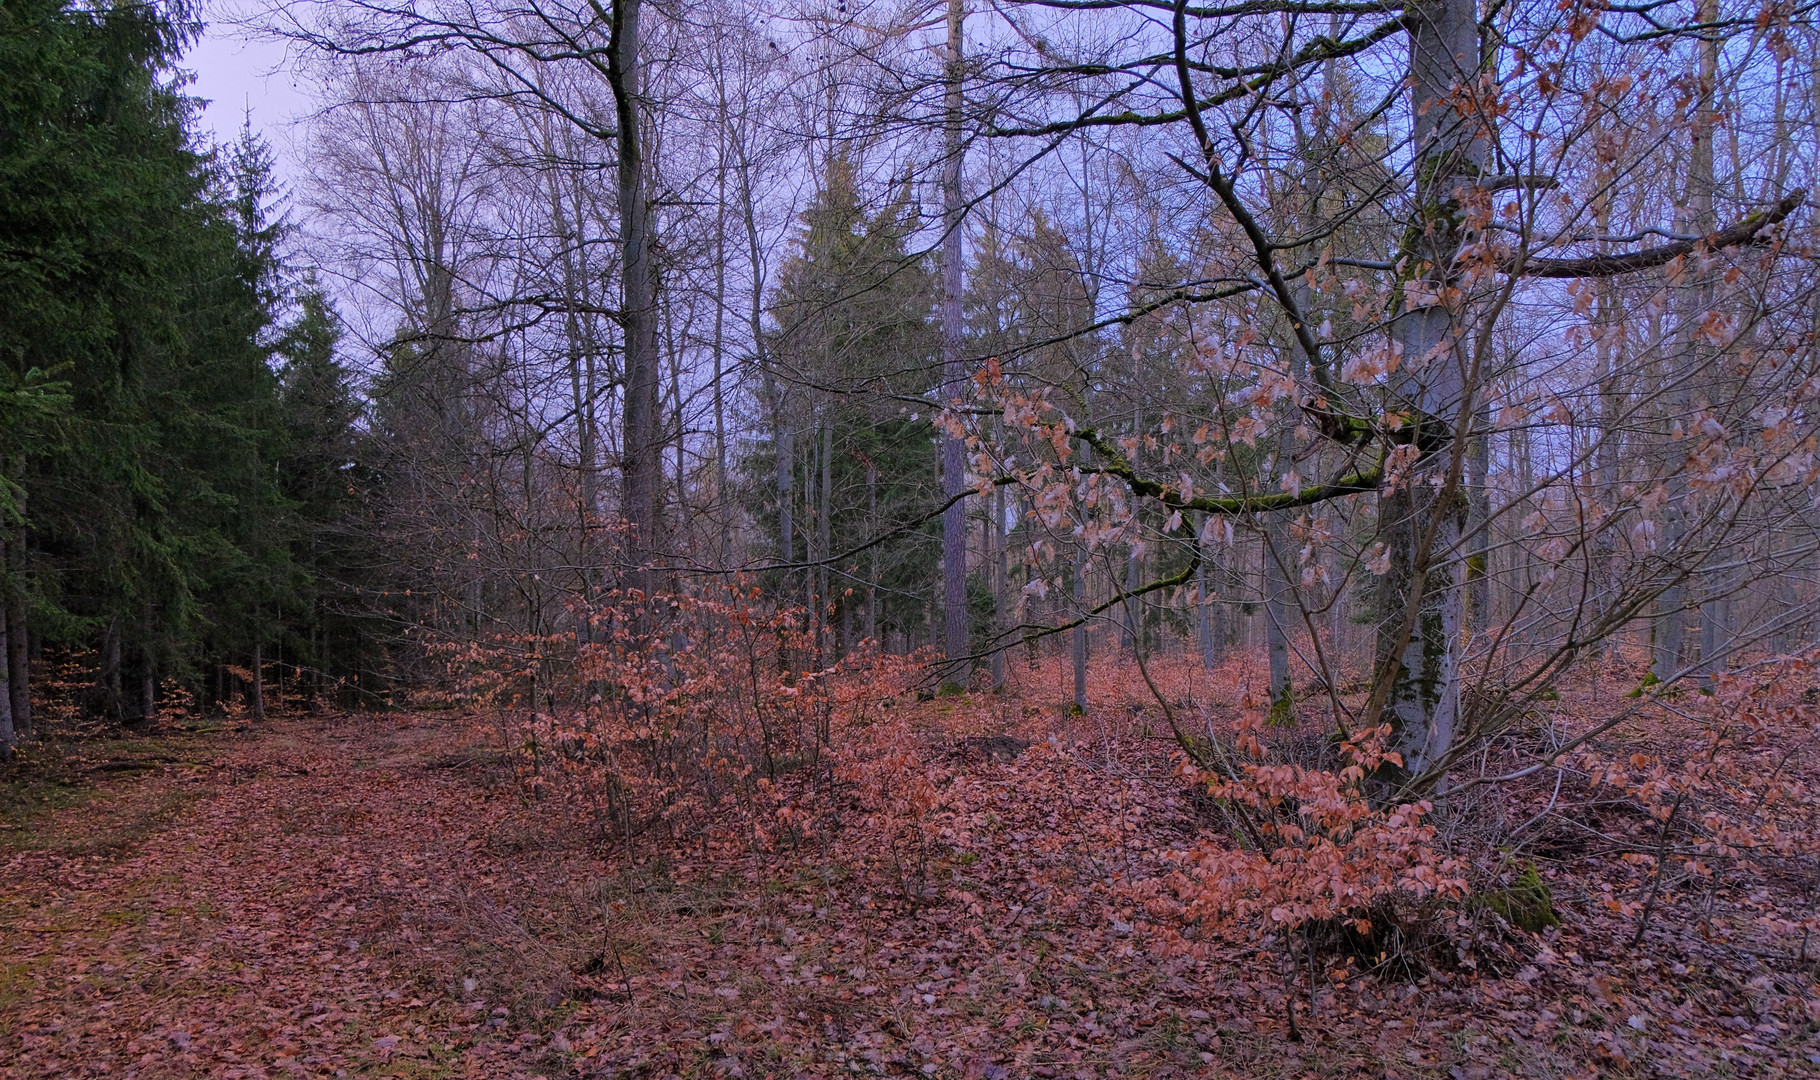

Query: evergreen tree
[[0, 0, 363, 729], [274, 285, 373, 706], [748, 159, 941, 647]]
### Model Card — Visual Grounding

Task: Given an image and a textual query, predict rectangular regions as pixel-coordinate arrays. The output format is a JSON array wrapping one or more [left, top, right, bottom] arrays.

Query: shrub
[[437, 582, 938, 863], [1134, 717, 1467, 962]]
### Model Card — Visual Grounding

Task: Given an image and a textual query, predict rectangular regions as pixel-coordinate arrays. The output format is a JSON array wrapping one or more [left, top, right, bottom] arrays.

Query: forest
[[2, 0, 1819, 1074]]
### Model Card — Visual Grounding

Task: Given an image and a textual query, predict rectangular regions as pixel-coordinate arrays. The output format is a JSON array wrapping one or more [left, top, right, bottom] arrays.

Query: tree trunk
[[1699, 584, 1732, 676], [544, 123, 600, 630], [1122, 411, 1143, 655], [819, 418, 833, 660], [1197, 518, 1220, 670], [252, 641, 266, 721], [8, 591, 27, 740], [867, 459, 879, 643], [730, 122, 791, 586], [669, 311, 688, 536], [1688, 0, 1726, 682], [711, 136, 731, 564], [610, 0, 663, 580], [938, 0, 971, 688], [1591, 185, 1626, 663], [1376, 0, 1484, 779], [1263, 515, 1294, 724], [1653, 0, 1718, 683], [141, 647, 156, 724], [990, 478, 1007, 690], [1465, 416, 1491, 635], [1264, 369, 1297, 724], [1073, 437, 1091, 713], [1072, 553, 1088, 713], [804, 421, 819, 647], [0, 557, 12, 758], [102, 617, 123, 723], [9, 520, 29, 739]]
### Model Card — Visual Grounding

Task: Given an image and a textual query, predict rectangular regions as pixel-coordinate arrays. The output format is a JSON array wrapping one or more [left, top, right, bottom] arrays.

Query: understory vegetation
[[3, 637, 1817, 1077]]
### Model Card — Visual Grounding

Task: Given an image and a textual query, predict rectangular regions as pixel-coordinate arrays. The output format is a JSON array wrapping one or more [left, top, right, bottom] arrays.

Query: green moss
[[1478, 863, 1560, 932], [1266, 689, 1295, 728]]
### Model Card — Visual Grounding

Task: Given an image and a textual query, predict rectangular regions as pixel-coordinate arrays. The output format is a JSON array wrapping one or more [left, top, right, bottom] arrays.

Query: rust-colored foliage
[[5, 638, 1820, 1077], [1142, 720, 1466, 945]]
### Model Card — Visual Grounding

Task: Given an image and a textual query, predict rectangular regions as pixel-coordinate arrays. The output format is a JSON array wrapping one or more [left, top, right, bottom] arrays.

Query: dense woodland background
[[5, 0, 1818, 740], [0, 0, 368, 734]]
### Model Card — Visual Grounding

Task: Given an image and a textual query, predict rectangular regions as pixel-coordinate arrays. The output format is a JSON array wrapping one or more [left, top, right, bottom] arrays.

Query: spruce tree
[[750, 159, 941, 648]]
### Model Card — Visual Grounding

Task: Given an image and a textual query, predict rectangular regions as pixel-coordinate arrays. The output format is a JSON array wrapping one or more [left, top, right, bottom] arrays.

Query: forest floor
[[2, 665, 1819, 1079]]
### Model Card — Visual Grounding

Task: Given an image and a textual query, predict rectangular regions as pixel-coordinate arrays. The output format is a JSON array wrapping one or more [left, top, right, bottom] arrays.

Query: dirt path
[[0, 714, 551, 1080], [0, 713, 1268, 1080]]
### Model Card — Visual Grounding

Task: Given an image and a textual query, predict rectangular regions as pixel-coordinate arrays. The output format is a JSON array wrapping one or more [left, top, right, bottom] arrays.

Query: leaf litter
[[1, 660, 1817, 1079]]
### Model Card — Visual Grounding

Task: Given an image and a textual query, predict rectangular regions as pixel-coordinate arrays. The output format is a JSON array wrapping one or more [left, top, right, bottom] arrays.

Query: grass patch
[[0, 743, 101, 844], [0, 730, 232, 856], [0, 959, 36, 1009], [28, 788, 200, 857]]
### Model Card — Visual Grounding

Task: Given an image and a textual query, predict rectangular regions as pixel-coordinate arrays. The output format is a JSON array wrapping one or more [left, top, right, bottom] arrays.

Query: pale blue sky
[[182, 4, 311, 166]]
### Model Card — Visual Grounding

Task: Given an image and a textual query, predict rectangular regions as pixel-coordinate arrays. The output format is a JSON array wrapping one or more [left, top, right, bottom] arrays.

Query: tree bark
[[609, 0, 663, 581], [1654, 0, 1718, 683], [990, 478, 1007, 689], [938, 0, 971, 688], [9, 518, 29, 739], [1072, 554, 1088, 713], [252, 641, 266, 721], [141, 647, 155, 724], [1689, 0, 1726, 681], [1073, 436, 1091, 713], [1263, 514, 1295, 724], [1376, 0, 1485, 777], [1464, 414, 1491, 634], [819, 417, 833, 659], [867, 459, 879, 643], [732, 132, 792, 581], [8, 581, 27, 740], [0, 544, 12, 758], [1263, 359, 1298, 722], [1197, 516, 1222, 670], [711, 132, 731, 565], [102, 617, 123, 723], [1122, 410, 1143, 655]]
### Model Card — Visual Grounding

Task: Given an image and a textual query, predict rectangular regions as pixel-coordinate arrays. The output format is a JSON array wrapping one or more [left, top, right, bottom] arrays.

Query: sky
[[180, 4, 312, 172]]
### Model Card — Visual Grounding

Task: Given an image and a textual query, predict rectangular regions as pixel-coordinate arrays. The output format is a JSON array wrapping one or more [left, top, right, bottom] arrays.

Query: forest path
[[10, 705, 1808, 1079], [0, 713, 549, 1080]]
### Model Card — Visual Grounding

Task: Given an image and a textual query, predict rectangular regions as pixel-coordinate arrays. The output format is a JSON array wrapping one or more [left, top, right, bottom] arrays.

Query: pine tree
[[749, 159, 941, 649], [275, 285, 368, 706], [0, 0, 358, 727]]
